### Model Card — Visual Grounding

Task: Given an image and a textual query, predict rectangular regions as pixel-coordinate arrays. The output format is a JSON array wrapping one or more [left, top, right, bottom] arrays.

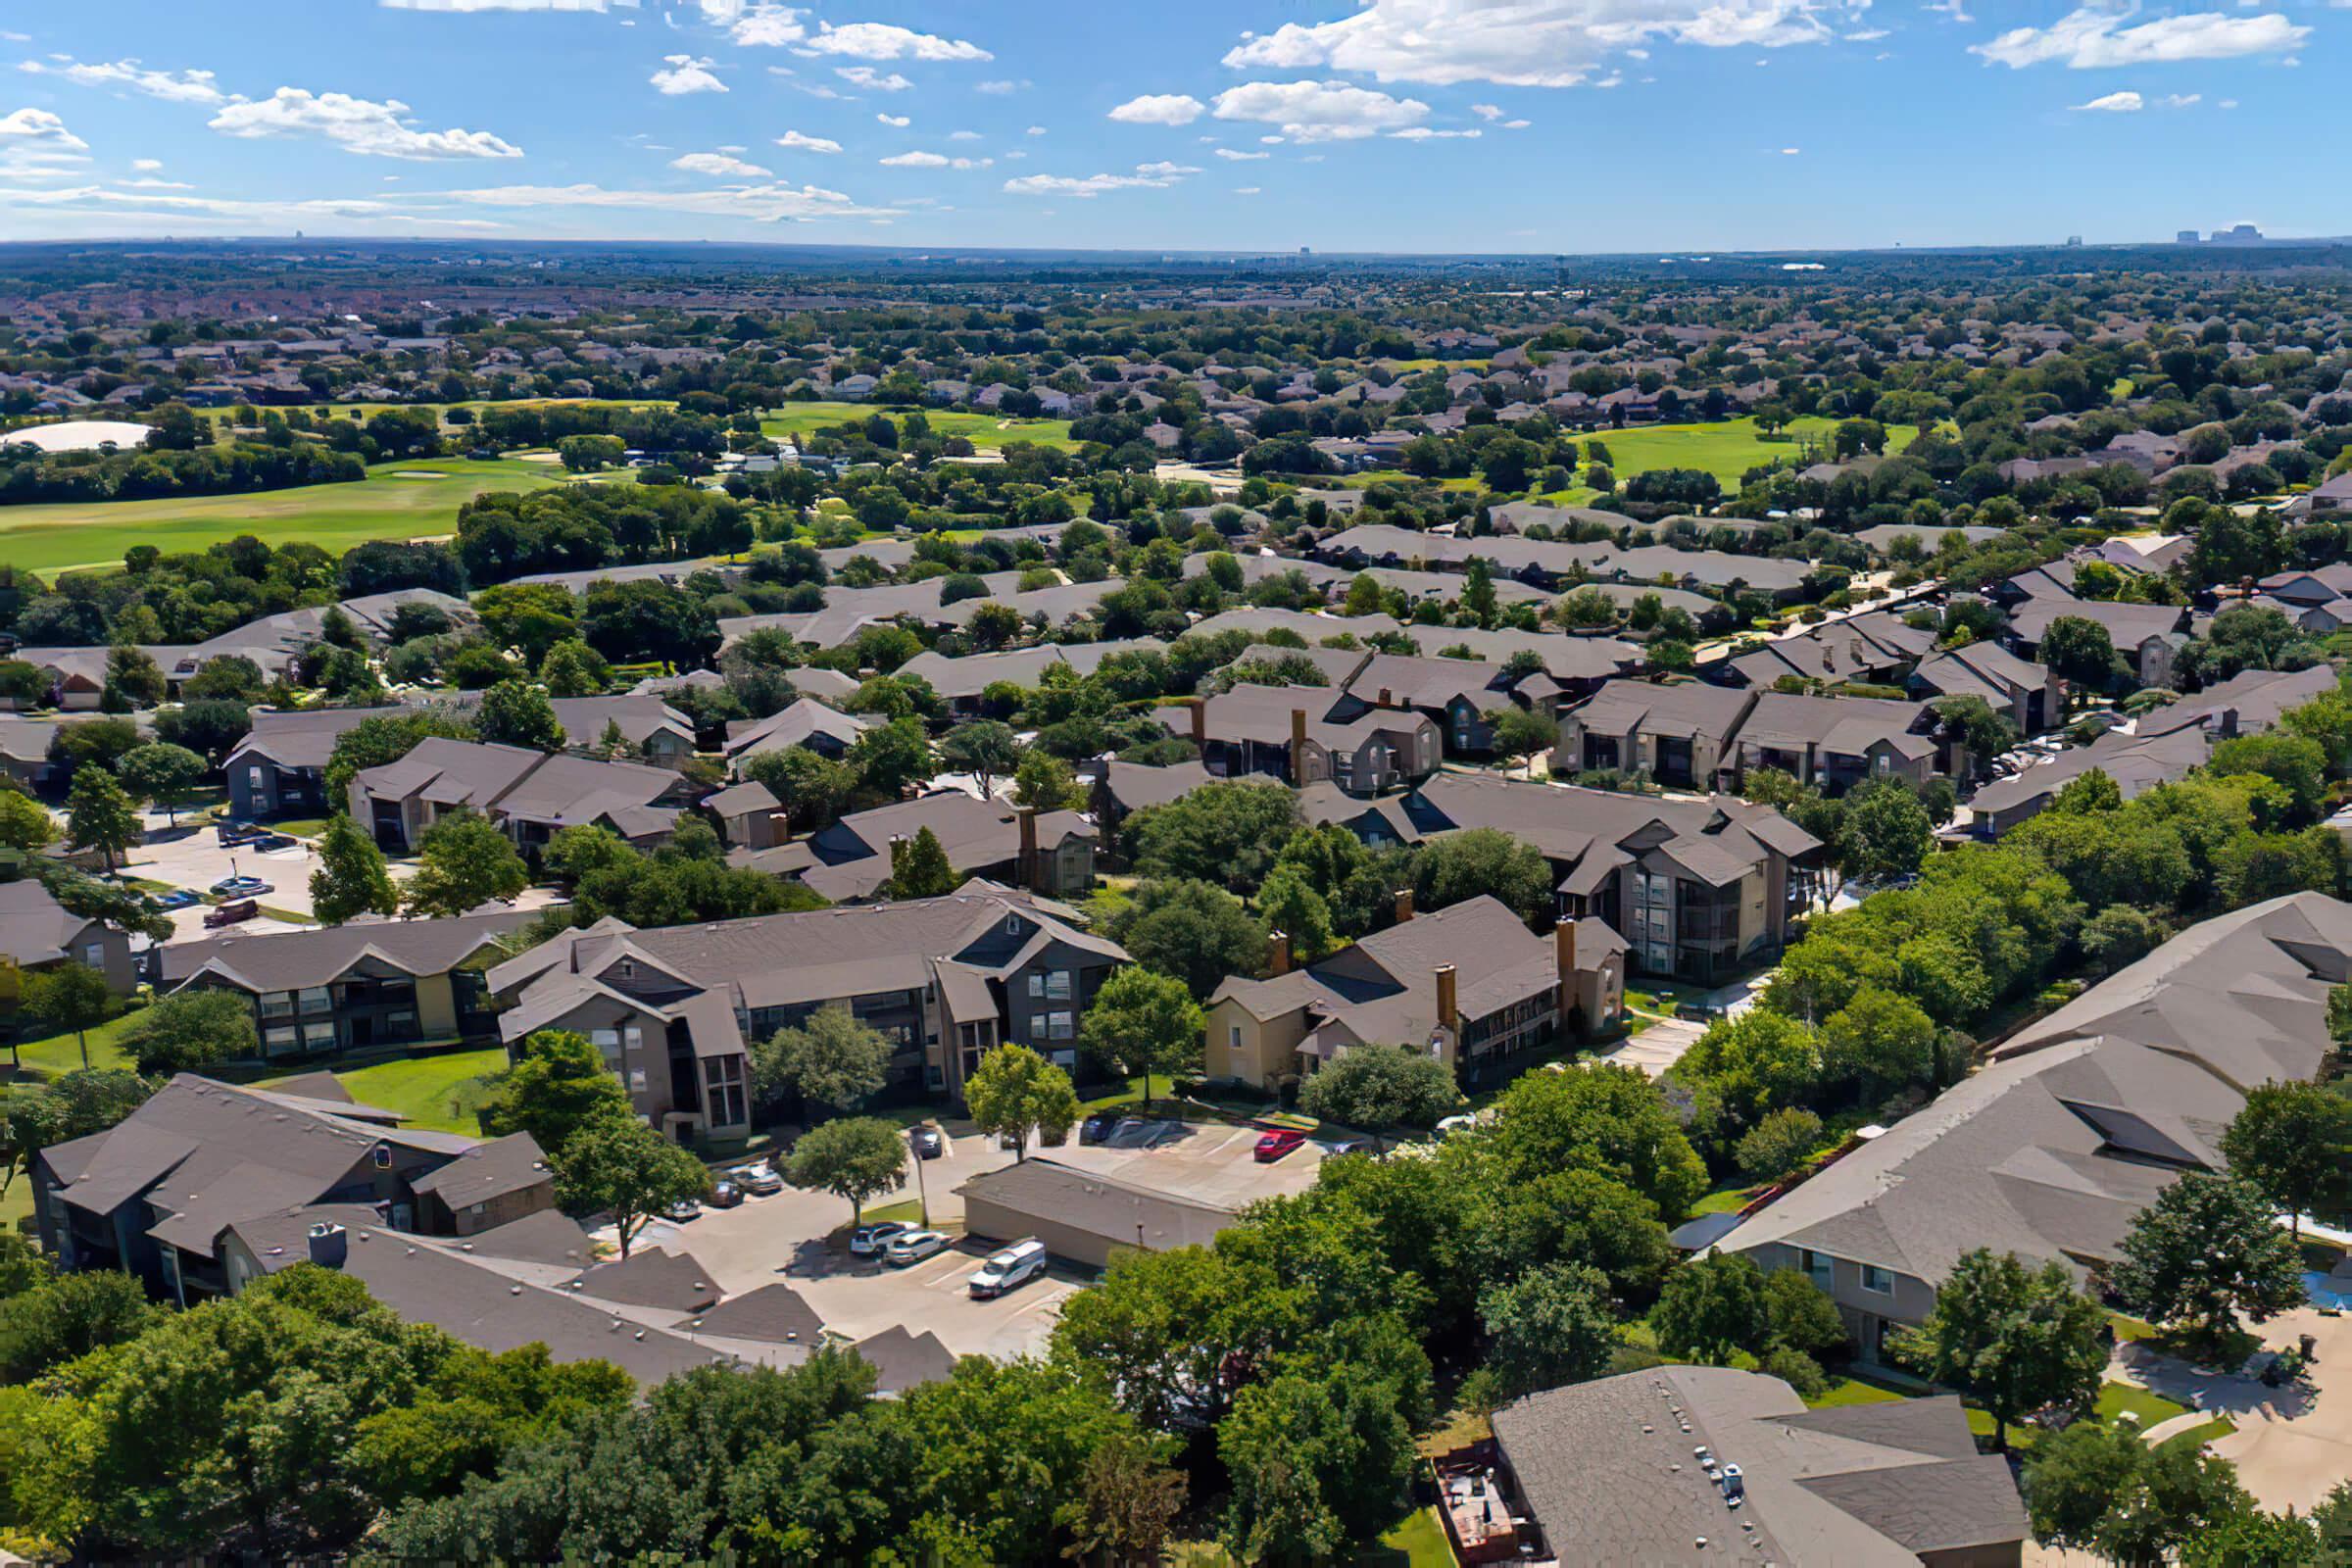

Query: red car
[[1253, 1129, 1306, 1162]]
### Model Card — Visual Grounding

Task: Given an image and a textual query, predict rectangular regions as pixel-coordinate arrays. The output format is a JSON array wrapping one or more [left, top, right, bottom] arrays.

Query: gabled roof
[[223, 704, 412, 772], [722, 697, 872, 760], [1567, 677, 1753, 741], [156, 908, 538, 994], [0, 878, 99, 968]]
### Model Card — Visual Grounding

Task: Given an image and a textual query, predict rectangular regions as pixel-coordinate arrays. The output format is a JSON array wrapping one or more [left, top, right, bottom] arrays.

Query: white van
[[967, 1238, 1048, 1298]]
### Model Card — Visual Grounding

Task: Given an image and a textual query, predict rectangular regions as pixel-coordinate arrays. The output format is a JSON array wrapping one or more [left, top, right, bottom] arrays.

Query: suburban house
[[349, 737, 701, 853], [147, 910, 538, 1059], [723, 697, 873, 763], [958, 1155, 1250, 1269], [897, 639, 1169, 717], [2003, 595, 2189, 690], [223, 704, 411, 820], [735, 792, 1098, 903], [1474, 1366, 2028, 1567], [487, 882, 1130, 1112], [1333, 653, 1525, 758], [1204, 895, 1624, 1092], [1716, 611, 1936, 690], [1719, 691, 1944, 793], [1968, 663, 2335, 834], [27, 1073, 830, 1384], [1090, 759, 1215, 853], [549, 695, 697, 767], [704, 780, 785, 851], [1906, 642, 2063, 736], [0, 876, 136, 994], [1554, 679, 1754, 787], [1395, 772, 1821, 983], [1721, 894, 2351, 1365], [0, 716, 59, 792], [1163, 682, 1442, 795]]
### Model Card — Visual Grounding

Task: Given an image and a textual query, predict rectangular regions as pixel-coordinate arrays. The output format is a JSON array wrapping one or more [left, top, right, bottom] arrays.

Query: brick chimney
[[1378, 686, 1394, 709], [1435, 964, 1458, 1037], [1290, 707, 1309, 782], [1016, 807, 1039, 890], [1269, 929, 1292, 975], [1185, 696, 1207, 748], [1395, 886, 1414, 923]]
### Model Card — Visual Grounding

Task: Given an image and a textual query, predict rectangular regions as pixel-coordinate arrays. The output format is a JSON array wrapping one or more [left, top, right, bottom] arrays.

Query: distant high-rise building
[[2065, 235, 2083, 247], [2212, 222, 2265, 245], [2177, 230, 2202, 244], [1298, 246, 1311, 257]]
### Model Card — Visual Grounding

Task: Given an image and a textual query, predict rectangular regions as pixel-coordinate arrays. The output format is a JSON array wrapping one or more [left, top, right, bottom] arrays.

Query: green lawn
[[267, 1045, 509, 1134], [1690, 1184, 1757, 1216], [2093, 1381, 2189, 1432], [1809, 1375, 1910, 1409], [2158, 1416, 2238, 1452], [760, 401, 1077, 451], [6, 1009, 142, 1079], [0, 457, 567, 575]]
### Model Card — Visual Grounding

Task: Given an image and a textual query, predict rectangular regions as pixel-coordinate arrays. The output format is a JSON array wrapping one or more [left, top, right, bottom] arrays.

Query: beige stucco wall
[[416, 973, 459, 1038], [1204, 998, 1308, 1089]]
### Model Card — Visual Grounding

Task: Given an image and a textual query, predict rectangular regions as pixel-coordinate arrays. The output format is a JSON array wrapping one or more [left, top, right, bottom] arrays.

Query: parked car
[[1435, 1113, 1479, 1141], [664, 1197, 702, 1222], [1323, 1136, 1371, 1157], [850, 1221, 914, 1256], [707, 1180, 744, 1209], [145, 889, 201, 911], [967, 1238, 1048, 1298], [1079, 1111, 1120, 1145], [734, 1161, 782, 1196], [209, 874, 272, 897], [202, 899, 259, 929], [249, 833, 297, 852], [884, 1229, 952, 1266], [1253, 1128, 1306, 1162], [908, 1125, 945, 1160], [215, 821, 262, 847]]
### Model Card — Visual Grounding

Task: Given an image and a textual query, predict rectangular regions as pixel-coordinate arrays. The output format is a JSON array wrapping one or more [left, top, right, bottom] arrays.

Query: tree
[[1674, 1009, 1822, 1134], [2111, 1172, 2306, 1348], [403, 809, 529, 918], [1110, 878, 1266, 1001], [1297, 1043, 1462, 1139], [2024, 1422, 2151, 1551], [1477, 1260, 1616, 1396], [1070, 1429, 1188, 1568], [122, 988, 258, 1076], [66, 767, 139, 873], [884, 825, 957, 900], [0, 1266, 163, 1382], [538, 638, 611, 698], [1011, 749, 1082, 811], [936, 721, 1021, 798], [962, 1043, 1080, 1162], [1485, 1062, 1710, 1219], [1821, 986, 1936, 1102], [556, 1114, 709, 1259], [23, 962, 116, 1069], [1653, 1252, 1770, 1363], [1735, 1106, 1824, 1185], [0, 789, 56, 854], [483, 1029, 635, 1157], [755, 1004, 892, 1115], [1080, 965, 1203, 1107], [847, 716, 933, 798], [1762, 1268, 1849, 1358], [2042, 614, 2126, 690], [785, 1114, 907, 1229], [1414, 827, 1554, 925], [474, 679, 566, 752], [1485, 704, 1557, 759], [1897, 1249, 2106, 1450], [2223, 1080, 2352, 1242], [310, 813, 401, 925], [1838, 778, 1933, 881], [1218, 1359, 1421, 1563], [1255, 865, 1336, 962], [1125, 781, 1299, 893], [115, 743, 205, 827]]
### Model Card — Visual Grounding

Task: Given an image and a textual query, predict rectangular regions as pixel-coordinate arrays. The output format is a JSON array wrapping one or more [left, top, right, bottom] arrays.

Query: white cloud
[[2219, 97, 2239, 108], [1973, 9, 2307, 68], [116, 175, 193, 188], [1025, 124, 1046, 135], [1780, 145, 1801, 153], [879, 149, 991, 168], [1389, 125, 1481, 138], [1234, 184, 1261, 194], [1107, 92, 1204, 124], [836, 66, 911, 91], [801, 22, 990, 61], [2160, 92, 2202, 107], [209, 88, 523, 159], [1469, 102, 1505, 120], [651, 54, 726, 93], [876, 112, 910, 126], [975, 78, 1024, 93], [774, 129, 843, 153], [2071, 88, 2143, 110], [1503, 118, 1531, 127], [725, 4, 807, 46], [1003, 171, 1171, 197], [445, 177, 894, 220], [0, 107, 89, 179], [18, 57, 232, 105], [1135, 160, 1202, 175], [131, 157, 164, 171], [1211, 78, 1428, 140], [950, 128, 980, 139], [1221, 0, 1837, 89], [1214, 147, 1270, 160], [1844, 27, 1889, 40], [673, 149, 770, 175]]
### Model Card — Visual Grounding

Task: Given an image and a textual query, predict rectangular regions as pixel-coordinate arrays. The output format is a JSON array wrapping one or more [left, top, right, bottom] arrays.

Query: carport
[[956, 1155, 1240, 1269]]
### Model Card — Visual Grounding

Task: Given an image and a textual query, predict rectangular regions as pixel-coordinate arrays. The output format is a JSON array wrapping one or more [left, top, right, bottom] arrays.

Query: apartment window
[[265, 1026, 299, 1056], [622, 1025, 643, 1053], [1026, 969, 1071, 1002], [627, 1067, 647, 1093], [246, 765, 264, 793], [1859, 1263, 1895, 1297], [1802, 1249, 1834, 1290], [297, 986, 332, 1013], [260, 991, 295, 1020], [80, 942, 103, 966], [590, 1028, 620, 1056], [303, 1022, 338, 1050], [1229, 1024, 1243, 1053], [1041, 1009, 1074, 1040]]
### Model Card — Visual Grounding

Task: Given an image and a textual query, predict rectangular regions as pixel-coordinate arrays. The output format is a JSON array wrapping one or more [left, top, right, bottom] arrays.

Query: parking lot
[[619, 1112, 1341, 1359], [125, 824, 332, 917]]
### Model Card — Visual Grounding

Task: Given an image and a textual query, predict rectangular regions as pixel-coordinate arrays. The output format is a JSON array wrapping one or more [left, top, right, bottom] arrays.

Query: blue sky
[[0, 0, 2339, 253]]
